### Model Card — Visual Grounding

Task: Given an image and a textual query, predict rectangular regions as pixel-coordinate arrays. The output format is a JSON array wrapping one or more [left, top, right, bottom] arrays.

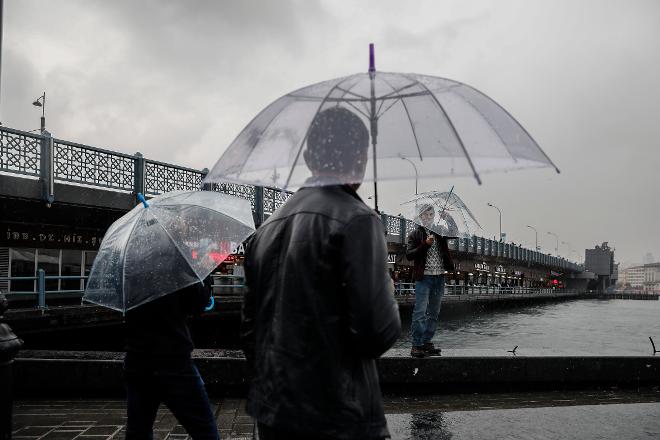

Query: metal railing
[[395, 284, 581, 297], [0, 272, 245, 311], [1, 125, 582, 272], [0, 270, 88, 311]]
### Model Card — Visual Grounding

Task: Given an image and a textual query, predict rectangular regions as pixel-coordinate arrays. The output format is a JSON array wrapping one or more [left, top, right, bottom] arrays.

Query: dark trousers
[[257, 423, 386, 440], [123, 353, 219, 440]]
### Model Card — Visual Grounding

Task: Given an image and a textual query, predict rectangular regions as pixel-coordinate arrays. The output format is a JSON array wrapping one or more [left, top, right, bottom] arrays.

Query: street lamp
[[487, 202, 502, 242], [32, 92, 46, 133], [526, 225, 539, 251], [547, 231, 559, 256], [399, 155, 418, 195]]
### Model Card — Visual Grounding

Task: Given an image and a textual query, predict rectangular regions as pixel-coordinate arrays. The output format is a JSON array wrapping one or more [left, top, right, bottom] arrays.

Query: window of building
[[37, 249, 61, 291], [61, 250, 83, 291], [84, 251, 97, 289], [10, 248, 36, 292]]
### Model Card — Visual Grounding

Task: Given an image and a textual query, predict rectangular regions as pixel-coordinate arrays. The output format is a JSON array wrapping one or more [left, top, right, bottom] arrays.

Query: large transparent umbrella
[[204, 44, 559, 211], [83, 191, 255, 313], [402, 188, 482, 238]]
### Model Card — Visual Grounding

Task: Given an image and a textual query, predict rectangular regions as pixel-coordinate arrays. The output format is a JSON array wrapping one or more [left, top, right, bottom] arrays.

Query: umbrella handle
[[204, 295, 215, 312], [137, 193, 149, 208]]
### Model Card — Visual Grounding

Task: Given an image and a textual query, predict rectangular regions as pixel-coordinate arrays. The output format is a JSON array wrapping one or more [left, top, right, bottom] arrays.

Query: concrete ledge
[[13, 350, 660, 397]]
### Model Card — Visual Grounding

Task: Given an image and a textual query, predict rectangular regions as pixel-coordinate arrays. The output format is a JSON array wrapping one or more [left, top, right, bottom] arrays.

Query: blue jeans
[[411, 275, 445, 347], [123, 354, 219, 440]]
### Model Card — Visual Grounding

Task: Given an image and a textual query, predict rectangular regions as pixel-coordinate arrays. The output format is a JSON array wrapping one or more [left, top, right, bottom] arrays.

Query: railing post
[[200, 167, 210, 191], [37, 269, 46, 312], [254, 186, 264, 227], [133, 152, 145, 201], [39, 130, 55, 206]]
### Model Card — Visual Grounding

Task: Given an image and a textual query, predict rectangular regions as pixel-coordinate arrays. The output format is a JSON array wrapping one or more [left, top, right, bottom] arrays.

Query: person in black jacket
[[123, 277, 219, 440], [406, 205, 456, 358], [241, 107, 402, 440]]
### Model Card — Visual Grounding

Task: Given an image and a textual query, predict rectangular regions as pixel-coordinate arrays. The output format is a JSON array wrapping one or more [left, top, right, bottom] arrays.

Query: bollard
[[37, 269, 46, 312]]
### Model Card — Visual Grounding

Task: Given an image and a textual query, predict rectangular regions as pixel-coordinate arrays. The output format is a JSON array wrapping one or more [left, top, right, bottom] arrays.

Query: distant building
[[585, 242, 616, 292], [618, 263, 660, 292]]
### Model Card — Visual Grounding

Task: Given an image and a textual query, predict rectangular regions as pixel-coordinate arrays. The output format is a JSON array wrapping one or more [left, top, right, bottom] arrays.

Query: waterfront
[[395, 299, 660, 356]]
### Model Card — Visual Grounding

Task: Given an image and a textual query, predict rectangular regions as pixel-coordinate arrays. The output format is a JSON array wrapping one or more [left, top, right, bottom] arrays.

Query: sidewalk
[[11, 388, 660, 440]]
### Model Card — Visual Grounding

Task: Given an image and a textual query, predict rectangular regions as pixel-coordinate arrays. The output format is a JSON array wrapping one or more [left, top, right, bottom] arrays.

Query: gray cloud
[[2, 0, 659, 264]]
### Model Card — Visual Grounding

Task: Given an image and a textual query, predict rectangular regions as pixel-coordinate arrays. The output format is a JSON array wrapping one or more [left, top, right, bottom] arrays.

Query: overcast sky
[[2, 0, 659, 266]]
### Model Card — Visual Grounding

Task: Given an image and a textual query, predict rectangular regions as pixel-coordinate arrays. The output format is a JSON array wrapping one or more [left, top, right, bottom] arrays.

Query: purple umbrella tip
[[369, 43, 375, 72]]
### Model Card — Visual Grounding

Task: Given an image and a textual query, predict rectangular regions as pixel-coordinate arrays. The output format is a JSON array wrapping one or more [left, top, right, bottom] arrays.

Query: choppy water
[[395, 299, 660, 356]]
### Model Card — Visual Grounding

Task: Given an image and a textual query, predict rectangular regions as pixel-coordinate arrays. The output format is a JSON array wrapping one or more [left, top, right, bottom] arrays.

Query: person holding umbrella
[[83, 191, 256, 439], [406, 203, 456, 358], [123, 276, 219, 440], [241, 107, 401, 440]]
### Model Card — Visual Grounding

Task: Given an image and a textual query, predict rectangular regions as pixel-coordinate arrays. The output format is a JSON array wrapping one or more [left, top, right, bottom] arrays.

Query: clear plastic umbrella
[[83, 191, 255, 312], [401, 187, 482, 238], [204, 44, 559, 211]]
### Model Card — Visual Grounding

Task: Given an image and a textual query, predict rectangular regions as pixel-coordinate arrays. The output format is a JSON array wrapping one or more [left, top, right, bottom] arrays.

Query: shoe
[[410, 346, 429, 358], [422, 343, 441, 356]]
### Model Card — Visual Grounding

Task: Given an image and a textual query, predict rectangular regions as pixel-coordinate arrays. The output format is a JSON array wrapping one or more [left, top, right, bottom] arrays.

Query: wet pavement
[[11, 388, 660, 439]]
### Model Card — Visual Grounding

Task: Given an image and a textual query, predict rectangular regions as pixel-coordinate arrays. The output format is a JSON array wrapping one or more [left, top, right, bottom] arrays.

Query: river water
[[394, 299, 660, 356]]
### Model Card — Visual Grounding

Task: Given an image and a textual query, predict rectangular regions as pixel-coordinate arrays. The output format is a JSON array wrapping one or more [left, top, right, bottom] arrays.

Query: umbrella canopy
[[402, 188, 482, 238], [204, 45, 559, 211], [83, 191, 255, 312]]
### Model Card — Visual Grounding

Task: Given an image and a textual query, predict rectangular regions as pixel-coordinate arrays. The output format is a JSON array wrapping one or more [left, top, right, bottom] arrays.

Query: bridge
[[1, 125, 586, 311]]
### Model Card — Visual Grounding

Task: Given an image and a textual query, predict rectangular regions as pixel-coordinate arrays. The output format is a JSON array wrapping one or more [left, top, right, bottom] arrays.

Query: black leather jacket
[[406, 226, 456, 281], [241, 185, 401, 439]]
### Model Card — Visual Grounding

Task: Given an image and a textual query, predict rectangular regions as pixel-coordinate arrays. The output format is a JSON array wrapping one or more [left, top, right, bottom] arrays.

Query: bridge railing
[[1, 125, 581, 272], [0, 270, 88, 311], [0, 127, 42, 178], [393, 283, 577, 296], [380, 212, 583, 272]]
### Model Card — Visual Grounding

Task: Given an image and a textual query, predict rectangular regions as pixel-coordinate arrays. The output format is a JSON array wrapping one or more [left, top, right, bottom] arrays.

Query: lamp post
[[547, 231, 559, 256], [487, 202, 502, 242], [526, 225, 539, 251], [399, 155, 418, 195], [32, 92, 46, 133]]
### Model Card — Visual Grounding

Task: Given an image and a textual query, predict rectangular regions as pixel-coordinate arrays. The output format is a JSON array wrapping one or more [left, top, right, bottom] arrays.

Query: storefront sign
[[387, 253, 397, 264], [2, 223, 105, 250], [514, 270, 523, 276], [495, 265, 506, 274], [233, 242, 245, 255], [474, 262, 489, 271]]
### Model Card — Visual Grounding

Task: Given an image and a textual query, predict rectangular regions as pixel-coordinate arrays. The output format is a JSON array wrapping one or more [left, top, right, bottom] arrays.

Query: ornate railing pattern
[[144, 160, 204, 195], [386, 215, 401, 236], [263, 187, 293, 214], [405, 219, 416, 234], [0, 125, 584, 273], [209, 182, 257, 210], [0, 128, 41, 177], [53, 139, 134, 190]]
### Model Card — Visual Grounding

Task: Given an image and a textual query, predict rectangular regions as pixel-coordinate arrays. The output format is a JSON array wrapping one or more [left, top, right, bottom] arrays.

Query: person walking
[[241, 107, 401, 440], [123, 277, 219, 440], [406, 205, 456, 358]]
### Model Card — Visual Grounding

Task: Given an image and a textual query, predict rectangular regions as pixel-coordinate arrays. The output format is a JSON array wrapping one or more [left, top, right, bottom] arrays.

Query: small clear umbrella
[[83, 191, 255, 313], [402, 187, 481, 238], [204, 44, 559, 212]]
